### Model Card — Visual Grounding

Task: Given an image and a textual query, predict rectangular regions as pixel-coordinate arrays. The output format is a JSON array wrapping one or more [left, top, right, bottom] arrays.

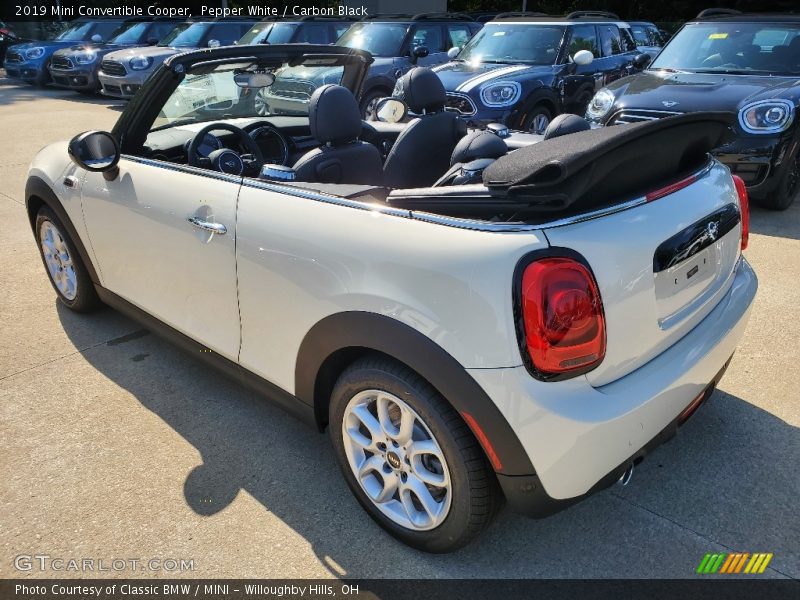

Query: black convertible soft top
[[482, 112, 734, 214]]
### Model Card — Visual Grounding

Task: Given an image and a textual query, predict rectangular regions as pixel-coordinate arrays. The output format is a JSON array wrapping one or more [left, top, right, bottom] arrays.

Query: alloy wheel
[[529, 112, 551, 134], [341, 389, 452, 531], [39, 220, 77, 300]]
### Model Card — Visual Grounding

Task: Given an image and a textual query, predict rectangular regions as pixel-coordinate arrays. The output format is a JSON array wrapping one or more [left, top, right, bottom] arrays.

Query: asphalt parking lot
[[0, 74, 798, 580]]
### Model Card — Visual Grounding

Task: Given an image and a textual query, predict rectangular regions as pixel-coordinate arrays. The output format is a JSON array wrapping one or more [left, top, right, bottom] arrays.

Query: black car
[[335, 13, 482, 117], [239, 16, 354, 46], [435, 11, 648, 133], [587, 10, 800, 210]]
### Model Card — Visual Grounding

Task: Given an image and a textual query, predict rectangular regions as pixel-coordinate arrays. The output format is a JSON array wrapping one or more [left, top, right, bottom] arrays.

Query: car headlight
[[129, 56, 153, 71], [74, 51, 97, 65], [586, 88, 615, 121], [25, 46, 45, 60], [480, 81, 521, 108], [738, 99, 795, 134]]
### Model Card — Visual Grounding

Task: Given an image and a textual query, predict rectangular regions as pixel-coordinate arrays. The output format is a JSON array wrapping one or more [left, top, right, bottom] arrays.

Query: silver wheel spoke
[[357, 454, 385, 480], [401, 476, 441, 526], [39, 221, 78, 301], [408, 440, 447, 487]]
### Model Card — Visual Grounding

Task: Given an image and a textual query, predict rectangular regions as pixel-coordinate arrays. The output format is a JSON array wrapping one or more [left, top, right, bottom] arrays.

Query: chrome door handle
[[188, 217, 227, 235]]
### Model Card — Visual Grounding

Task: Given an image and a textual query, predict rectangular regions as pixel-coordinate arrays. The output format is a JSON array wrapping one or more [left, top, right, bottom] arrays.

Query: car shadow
[[0, 76, 125, 111], [57, 304, 799, 578], [749, 199, 800, 242]]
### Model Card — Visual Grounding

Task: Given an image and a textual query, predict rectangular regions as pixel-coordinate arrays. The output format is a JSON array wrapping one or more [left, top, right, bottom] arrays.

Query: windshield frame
[[649, 21, 800, 76], [455, 22, 567, 66]]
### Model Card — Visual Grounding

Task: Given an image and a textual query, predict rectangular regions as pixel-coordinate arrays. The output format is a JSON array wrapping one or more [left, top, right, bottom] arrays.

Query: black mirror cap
[[633, 53, 651, 69], [413, 45, 430, 59], [68, 131, 120, 177]]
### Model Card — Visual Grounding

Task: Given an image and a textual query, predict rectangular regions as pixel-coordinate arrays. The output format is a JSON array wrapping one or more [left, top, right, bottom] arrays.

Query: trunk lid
[[543, 161, 743, 387]]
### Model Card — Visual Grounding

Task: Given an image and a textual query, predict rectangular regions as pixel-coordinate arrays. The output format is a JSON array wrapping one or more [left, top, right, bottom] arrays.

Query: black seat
[[293, 84, 383, 185], [383, 68, 465, 189]]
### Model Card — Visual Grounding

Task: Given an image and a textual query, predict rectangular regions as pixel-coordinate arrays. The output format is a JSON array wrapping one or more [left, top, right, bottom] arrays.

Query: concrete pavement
[[0, 76, 797, 579]]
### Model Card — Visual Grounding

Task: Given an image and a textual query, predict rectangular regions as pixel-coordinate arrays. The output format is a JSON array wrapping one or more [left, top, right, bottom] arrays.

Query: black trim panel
[[653, 204, 740, 272], [295, 311, 536, 476], [95, 286, 316, 427], [25, 175, 100, 285]]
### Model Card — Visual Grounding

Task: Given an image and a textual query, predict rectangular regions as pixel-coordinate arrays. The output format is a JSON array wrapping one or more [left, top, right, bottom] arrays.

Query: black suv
[[239, 16, 354, 46], [335, 13, 482, 116], [587, 9, 800, 210], [435, 11, 647, 133]]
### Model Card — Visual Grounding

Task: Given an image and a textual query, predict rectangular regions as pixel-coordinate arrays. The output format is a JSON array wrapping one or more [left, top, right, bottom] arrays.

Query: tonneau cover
[[483, 112, 733, 213]]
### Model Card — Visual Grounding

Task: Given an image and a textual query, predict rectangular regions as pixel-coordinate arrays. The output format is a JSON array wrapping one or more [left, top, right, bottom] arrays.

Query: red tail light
[[519, 257, 606, 377], [732, 174, 749, 251]]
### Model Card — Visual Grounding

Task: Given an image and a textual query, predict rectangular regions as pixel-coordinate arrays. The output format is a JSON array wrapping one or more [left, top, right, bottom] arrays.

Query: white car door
[[81, 160, 241, 360]]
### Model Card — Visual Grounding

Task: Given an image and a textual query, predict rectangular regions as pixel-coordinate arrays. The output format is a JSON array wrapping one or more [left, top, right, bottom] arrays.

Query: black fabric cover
[[450, 131, 508, 166], [395, 67, 447, 114], [383, 111, 463, 189], [308, 84, 363, 145], [543, 114, 591, 140], [293, 143, 384, 186], [483, 112, 734, 213]]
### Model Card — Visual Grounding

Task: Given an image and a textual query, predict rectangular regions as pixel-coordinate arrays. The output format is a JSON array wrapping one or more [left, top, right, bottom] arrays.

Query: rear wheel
[[755, 144, 800, 210], [35, 206, 100, 312], [329, 357, 502, 553]]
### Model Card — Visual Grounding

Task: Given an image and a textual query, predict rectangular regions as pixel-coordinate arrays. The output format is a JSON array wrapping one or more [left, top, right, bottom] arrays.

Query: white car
[[26, 44, 757, 552]]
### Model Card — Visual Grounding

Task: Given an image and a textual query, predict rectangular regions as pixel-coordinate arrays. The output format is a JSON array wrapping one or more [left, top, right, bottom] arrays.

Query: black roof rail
[[493, 11, 550, 19], [696, 8, 743, 18], [411, 12, 475, 21], [361, 13, 413, 21], [566, 11, 620, 20], [297, 15, 357, 22]]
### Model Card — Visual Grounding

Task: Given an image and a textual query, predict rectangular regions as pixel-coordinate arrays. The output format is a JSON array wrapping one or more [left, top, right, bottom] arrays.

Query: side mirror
[[633, 53, 651, 69], [146, 37, 159, 46], [410, 45, 429, 64], [572, 50, 594, 66], [68, 131, 120, 179], [447, 47, 460, 60], [234, 71, 275, 88], [207, 39, 220, 48], [91, 34, 103, 43], [374, 97, 408, 124]]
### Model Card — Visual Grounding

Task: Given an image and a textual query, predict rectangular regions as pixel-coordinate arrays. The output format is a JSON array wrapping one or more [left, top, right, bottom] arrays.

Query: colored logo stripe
[[697, 552, 773, 574]]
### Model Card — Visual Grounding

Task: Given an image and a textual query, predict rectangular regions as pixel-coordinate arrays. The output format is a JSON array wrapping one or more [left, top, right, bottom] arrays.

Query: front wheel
[[329, 357, 502, 553], [359, 88, 390, 120], [35, 206, 100, 312], [754, 144, 800, 210], [519, 102, 553, 134]]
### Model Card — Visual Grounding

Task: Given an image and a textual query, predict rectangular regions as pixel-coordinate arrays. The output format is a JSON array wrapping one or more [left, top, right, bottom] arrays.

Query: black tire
[[329, 356, 503, 553], [35, 206, 101, 312], [359, 88, 390, 120], [753, 143, 800, 210], [519, 101, 553, 134]]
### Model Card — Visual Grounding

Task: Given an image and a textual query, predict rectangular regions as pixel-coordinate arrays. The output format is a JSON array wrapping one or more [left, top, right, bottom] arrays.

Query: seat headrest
[[543, 114, 591, 140], [309, 84, 362, 145], [395, 67, 447, 114], [450, 130, 508, 166]]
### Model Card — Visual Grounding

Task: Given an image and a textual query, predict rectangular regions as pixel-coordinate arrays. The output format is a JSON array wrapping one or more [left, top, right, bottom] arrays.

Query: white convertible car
[[27, 44, 757, 552]]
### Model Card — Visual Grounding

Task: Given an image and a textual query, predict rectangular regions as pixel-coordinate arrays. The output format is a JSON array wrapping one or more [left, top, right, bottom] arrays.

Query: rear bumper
[[470, 256, 757, 514]]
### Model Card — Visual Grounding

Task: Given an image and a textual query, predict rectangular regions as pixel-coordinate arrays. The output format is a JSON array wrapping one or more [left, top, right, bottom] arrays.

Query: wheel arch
[[359, 75, 396, 100], [295, 311, 536, 476], [25, 175, 100, 285]]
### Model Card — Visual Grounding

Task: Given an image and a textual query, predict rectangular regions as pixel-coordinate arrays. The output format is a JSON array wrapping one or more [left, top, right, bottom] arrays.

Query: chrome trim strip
[[122, 155, 243, 184]]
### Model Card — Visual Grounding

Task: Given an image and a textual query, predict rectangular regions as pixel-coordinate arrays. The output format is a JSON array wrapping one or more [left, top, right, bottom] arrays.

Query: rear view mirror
[[207, 39, 220, 48], [447, 47, 460, 60], [68, 131, 120, 178], [633, 53, 651, 69], [374, 98, 408, 124], [234, 71, 276, 89], [91, 34, 102, 43], [572, 50, 594, 66]]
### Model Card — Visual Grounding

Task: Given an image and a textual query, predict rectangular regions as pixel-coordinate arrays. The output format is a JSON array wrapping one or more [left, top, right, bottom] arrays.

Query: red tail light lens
[[732, 174, 749, 251], [520, 257, 606, 377]]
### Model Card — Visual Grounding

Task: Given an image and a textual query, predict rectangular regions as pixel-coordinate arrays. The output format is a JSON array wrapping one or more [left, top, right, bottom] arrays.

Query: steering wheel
[[188, 123, 265, 176]]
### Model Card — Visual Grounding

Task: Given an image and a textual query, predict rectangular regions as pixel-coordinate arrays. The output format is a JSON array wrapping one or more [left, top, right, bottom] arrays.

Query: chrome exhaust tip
[[618, 463, 634, 487]]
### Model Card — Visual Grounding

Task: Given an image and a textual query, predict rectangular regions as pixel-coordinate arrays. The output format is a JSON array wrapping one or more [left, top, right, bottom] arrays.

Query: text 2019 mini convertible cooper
[[26, 43, 757, 552]]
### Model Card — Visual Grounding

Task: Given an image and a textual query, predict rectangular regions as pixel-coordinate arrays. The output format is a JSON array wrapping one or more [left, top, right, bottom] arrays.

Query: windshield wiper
[[650, 67, 688, 74], [691, 69, 753, 75], [150, 118, 199, 132]]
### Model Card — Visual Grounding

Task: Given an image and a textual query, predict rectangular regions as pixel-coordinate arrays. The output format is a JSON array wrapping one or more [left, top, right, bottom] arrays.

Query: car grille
[[269, 79, 315, 101], [101, 59, 126, 77], [609, 109, 682, 124], [51, 55, 73, 70], [5, 51, 23, 64], [445, 93, 477, 116]]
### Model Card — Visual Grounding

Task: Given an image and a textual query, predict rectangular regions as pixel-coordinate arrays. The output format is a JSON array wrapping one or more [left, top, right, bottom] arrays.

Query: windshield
[[240, 23, 272, 45], [108, 22, 149, 45], [152, 60, 346, 129], [336, 23, 409, 57], [159, 22, 206, 48], [457, 23, 565, 65], [55, 21, 124, 42], [651, 22, 800, 75], [631, 25, 659, 47]]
